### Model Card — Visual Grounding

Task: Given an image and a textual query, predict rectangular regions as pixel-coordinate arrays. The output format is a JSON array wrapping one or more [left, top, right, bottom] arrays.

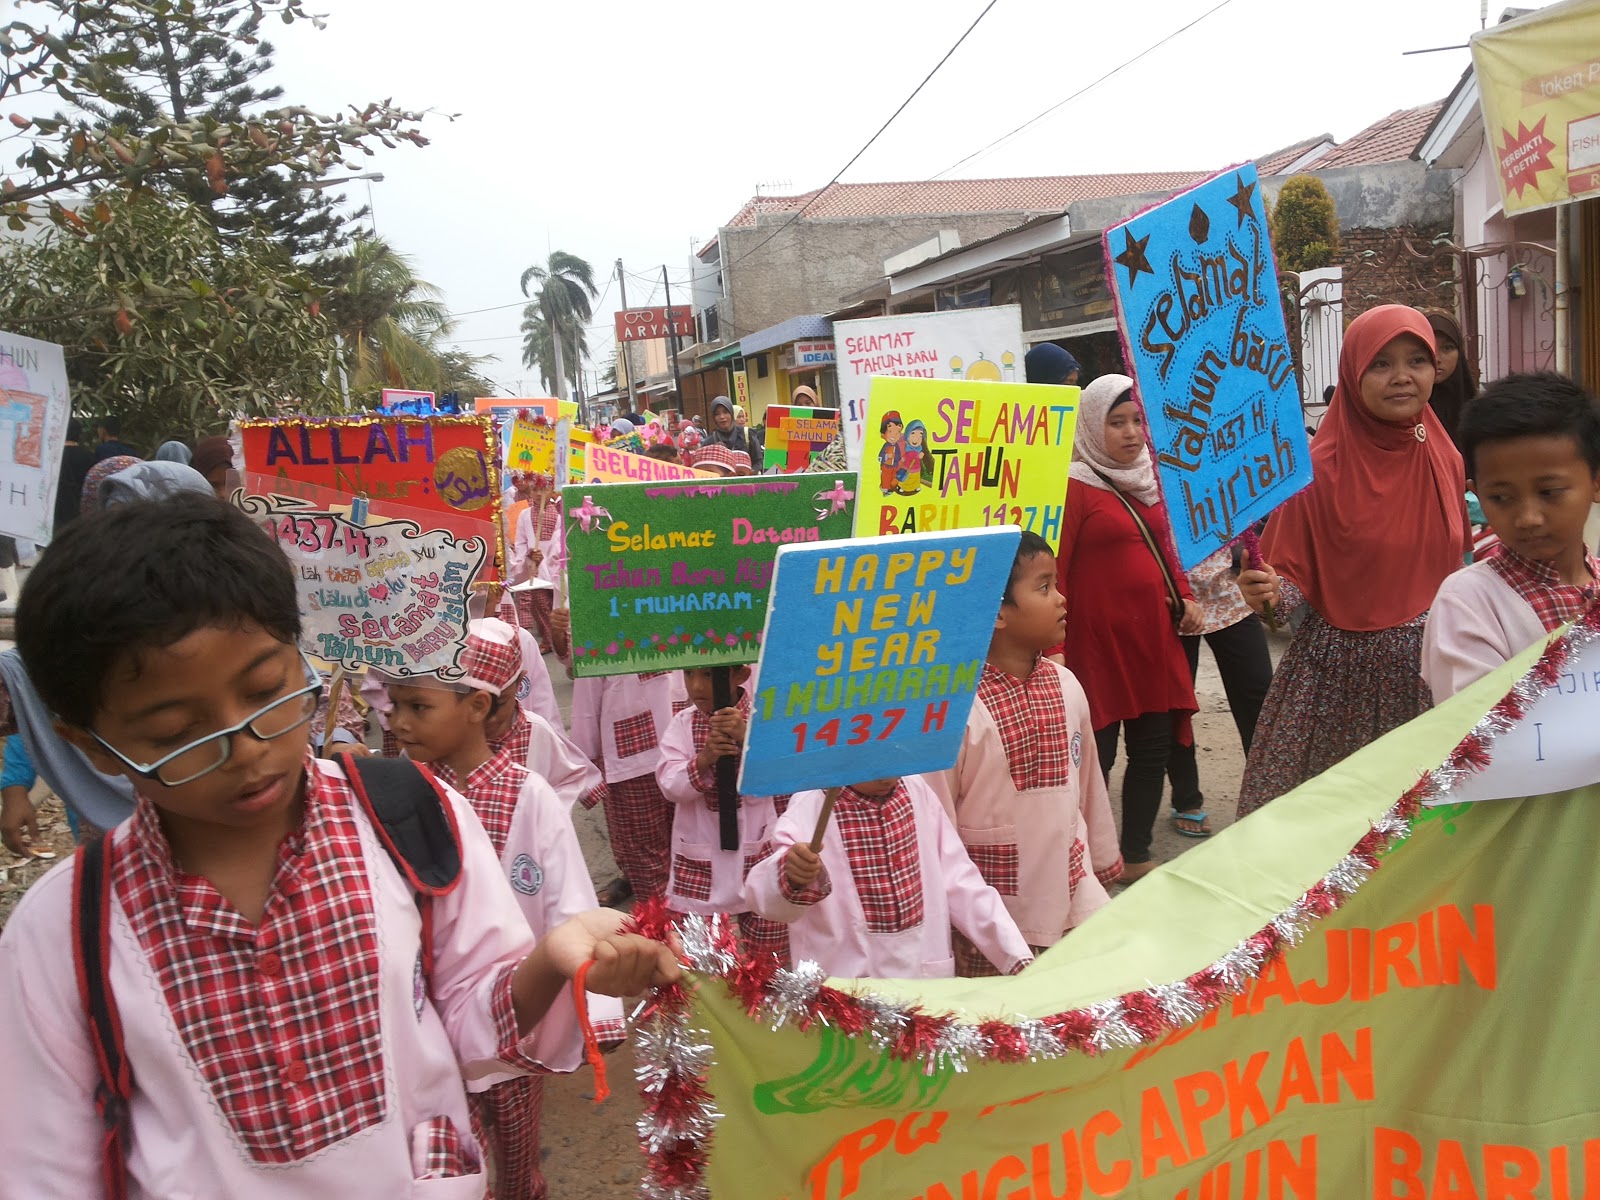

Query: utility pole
[[616, 258, 639, 417], [662, 264, 684, 412]]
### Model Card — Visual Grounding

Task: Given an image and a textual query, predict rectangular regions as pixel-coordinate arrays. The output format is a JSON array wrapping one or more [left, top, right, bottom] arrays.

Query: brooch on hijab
[[1414, 425, 1427, 442]]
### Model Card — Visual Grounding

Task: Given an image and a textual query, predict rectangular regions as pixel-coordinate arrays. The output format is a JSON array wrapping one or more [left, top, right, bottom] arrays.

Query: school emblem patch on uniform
[[511, 853, 544, 895], [1070, 732, 1082, 768], [517, 673, 533, 703]]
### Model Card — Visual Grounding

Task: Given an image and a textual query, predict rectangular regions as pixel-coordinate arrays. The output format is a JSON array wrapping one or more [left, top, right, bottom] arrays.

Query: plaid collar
[[125, 752, 317, 891]]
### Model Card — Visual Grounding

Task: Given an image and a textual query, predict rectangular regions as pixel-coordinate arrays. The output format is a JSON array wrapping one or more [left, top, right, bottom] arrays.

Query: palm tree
[[323, 235, 457, 404], [520, 304, 589, 397], [518, 250, 597, 402]]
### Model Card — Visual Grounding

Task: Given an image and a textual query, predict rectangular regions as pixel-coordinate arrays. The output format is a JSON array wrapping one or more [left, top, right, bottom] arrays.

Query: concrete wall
[[1262, 159, 1455, 234], [718, 211, 1032, 341]]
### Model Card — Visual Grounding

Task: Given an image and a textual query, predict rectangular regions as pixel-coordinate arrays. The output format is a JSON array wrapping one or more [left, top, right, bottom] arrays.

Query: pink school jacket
[[743, 776, 1032, 979], [569, 671, 689, 784], [655, 706, 778, 916], [1421, 559, 1549, 703], [0, 759, 584, 1199], [928, 663, 1120, 947]]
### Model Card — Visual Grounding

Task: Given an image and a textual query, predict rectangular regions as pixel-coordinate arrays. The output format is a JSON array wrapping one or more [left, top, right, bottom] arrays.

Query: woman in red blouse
[[1051, 375, 1203, 882]]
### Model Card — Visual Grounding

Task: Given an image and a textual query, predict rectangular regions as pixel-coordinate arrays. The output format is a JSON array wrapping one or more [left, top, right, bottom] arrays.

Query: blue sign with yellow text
[[1106, 163, 1311, 569], [739, 527, 1019, 796]]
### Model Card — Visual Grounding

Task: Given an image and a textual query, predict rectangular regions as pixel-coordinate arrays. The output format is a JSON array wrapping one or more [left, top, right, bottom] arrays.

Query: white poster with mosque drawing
[[833, 306, 1026, 473], [0, 331, 72, 544]]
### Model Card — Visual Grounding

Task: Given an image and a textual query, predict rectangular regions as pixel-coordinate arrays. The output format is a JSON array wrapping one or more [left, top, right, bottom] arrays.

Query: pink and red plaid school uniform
[[744, 776, 1032, 978], [570, 671, 690, 899], [656, 697, 790, 964], [0, 755, 587, 1195], [433, 749, 620, 1200], [931, 659, 1121, 978], [1489, 544, 1600, 633]]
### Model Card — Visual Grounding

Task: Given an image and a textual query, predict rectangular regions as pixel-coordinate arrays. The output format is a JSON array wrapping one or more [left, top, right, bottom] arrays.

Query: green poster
[[628, 627, 1600, 1197], [561, 476, 857, 677]]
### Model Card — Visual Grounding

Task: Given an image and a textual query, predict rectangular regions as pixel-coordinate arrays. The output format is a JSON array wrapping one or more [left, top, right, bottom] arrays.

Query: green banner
[[634, 632, 1600, 1197], [561, 476, 857, 677]]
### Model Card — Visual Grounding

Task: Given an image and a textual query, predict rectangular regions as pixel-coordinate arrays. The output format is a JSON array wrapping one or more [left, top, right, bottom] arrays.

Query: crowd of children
[[1, 342, 1596, 1197]]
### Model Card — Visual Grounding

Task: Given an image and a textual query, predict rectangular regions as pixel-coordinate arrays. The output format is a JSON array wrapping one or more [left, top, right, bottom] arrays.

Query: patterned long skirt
[[469, 1076, 546, 1199], [603, 775, 674, 900], [1235, 611, 1431, 819]]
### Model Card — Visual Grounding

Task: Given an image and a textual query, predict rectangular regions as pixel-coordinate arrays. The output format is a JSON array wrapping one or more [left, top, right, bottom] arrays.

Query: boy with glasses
[[0, 494, 675, 1196]]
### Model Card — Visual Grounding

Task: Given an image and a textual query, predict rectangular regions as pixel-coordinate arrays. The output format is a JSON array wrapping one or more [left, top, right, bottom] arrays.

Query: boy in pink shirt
[[570, 669, 689, 903], [656, 665, 790, 963], [387, 617, 620, 1200], [0, 495, 674, 1197], [1423, 372, 1600, 700], [930, 531, 1122, 977], [745, 775, 1032, 978]]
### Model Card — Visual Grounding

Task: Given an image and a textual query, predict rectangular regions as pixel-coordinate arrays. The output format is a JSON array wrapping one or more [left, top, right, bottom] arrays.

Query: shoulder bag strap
[[72, 834, 132, 1200], [1090, 469, 1185, 617]]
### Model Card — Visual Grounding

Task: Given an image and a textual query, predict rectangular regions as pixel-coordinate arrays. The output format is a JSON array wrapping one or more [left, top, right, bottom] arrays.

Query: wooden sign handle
[[713, 665, 740, 851], [321, 666, 347, 756], [809, 787, 843, 852]]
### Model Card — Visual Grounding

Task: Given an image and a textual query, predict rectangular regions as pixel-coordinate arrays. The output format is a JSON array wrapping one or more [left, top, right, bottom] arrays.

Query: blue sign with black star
[[1104, 163, 1312, 570]]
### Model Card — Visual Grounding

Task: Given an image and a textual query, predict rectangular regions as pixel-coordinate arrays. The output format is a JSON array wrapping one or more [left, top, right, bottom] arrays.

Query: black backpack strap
[[71, 835, 132, 1200], [339, 754, 464, 993]]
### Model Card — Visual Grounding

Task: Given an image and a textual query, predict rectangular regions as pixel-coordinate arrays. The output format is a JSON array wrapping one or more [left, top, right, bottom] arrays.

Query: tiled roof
[[720, 173, 1210, 228], [1256, 134, 1334, 176], [1315, 101, 1446, 168]]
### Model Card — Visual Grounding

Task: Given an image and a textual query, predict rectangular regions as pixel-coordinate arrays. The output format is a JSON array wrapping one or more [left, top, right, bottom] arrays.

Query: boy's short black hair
[[66, 417, 83, 442], [96, 415, 121, 436], [1459, 372, 1600, 478], [17, 493, 301, 727], [1003, 530, 1055, 604]]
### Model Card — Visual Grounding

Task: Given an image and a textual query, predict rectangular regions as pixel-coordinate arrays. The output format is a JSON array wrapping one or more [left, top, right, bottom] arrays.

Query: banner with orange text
[[631, 626, 1600, 1198]]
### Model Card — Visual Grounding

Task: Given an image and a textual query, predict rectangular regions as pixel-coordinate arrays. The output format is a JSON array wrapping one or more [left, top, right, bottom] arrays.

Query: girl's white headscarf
[[1067, 373, 1162, 506]]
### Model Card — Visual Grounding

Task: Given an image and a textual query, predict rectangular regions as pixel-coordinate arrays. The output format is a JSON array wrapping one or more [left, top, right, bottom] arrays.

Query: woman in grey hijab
[[0, 465, 216, 848], [153, 440, 192, 464]]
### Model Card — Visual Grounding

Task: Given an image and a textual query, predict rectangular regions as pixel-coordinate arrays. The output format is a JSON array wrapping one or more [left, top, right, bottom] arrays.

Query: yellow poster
[[856, 377, 1078, 552], [1471, 0, 1600, 214], [508, 417, 591, 481]]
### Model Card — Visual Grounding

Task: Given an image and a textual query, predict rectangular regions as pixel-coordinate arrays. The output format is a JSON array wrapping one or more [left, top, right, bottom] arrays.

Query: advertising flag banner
[[1105, 164, 1311, 569], [1471, 0, 1600, 214]]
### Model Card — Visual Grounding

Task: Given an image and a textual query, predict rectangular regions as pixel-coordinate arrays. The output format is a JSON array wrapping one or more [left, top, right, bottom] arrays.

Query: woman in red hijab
[[1235, 305, 1470, 817]]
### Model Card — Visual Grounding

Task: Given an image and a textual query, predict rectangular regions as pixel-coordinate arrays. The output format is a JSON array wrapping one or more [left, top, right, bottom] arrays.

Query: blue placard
[[738, 526, 1020, 796], [1105, 163, 1312, 569]]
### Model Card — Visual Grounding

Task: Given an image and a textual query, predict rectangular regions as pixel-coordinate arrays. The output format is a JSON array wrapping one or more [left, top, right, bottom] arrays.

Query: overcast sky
[[264, 0, 1529, 393]]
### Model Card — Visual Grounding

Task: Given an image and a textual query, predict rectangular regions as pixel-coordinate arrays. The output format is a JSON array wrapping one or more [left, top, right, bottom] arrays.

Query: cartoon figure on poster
[[877, 410, 903, 495], [895, 419, 932, 496]]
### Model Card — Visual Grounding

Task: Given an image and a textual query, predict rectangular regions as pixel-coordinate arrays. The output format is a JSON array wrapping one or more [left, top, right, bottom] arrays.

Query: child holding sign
[[934, 531, 1123, 975], [657, 666, 791, 964], [1422, 373, 1600, 700], [745, 776, 1032, 978], [0, 495, 674, 1197], [386, 617, 621, 1200]]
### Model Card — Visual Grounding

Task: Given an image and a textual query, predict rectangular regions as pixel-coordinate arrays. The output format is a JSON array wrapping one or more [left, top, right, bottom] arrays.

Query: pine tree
[[59, 3, 354, 256]]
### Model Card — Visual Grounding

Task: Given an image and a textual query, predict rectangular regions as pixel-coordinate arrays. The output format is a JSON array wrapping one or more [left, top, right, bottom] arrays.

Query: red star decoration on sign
[[1496, 117, 1556, 201]]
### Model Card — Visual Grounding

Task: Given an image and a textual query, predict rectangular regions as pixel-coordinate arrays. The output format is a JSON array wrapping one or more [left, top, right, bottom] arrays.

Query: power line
[[712, 0, 1002, 276]]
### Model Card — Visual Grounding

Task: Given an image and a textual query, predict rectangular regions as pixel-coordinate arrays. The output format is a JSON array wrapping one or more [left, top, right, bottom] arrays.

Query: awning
[[740, 313, 832, 357], [699, 343, 743, 366], [640, 381, 675, 395]]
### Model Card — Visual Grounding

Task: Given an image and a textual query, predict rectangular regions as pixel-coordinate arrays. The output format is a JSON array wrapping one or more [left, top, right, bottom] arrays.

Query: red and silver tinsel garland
[[627, 604, 1600, 1200]]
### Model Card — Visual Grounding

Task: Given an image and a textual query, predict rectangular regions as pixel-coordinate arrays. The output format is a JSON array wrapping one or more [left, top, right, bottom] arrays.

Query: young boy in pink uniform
[[656, 665, 790, 963], [388, 617, 621, 1200], [570, 669, 689, 903], [745, 776, 1032, 978], [1423, 373, 1600, 700], [0, 496, 674, 1197], [930, 531, 1122, 977]]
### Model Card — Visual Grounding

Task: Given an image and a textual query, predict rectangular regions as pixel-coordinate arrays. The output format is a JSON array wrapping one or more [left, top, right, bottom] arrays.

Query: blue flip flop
[[1172, 810, 1212, 838]]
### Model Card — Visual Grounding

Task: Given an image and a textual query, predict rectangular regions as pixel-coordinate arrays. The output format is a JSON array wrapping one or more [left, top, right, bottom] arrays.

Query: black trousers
[[1096, 712, 1173, 864], [1167, 616, 1274, 809]]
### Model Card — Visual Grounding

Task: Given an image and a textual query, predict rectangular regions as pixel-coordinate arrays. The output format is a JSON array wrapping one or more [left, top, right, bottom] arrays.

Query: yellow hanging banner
[[1471, 0, 1600, 214]]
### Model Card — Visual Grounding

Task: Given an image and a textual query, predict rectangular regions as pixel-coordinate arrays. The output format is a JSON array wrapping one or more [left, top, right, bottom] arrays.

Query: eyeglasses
[[92, 656, 324, 787]]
